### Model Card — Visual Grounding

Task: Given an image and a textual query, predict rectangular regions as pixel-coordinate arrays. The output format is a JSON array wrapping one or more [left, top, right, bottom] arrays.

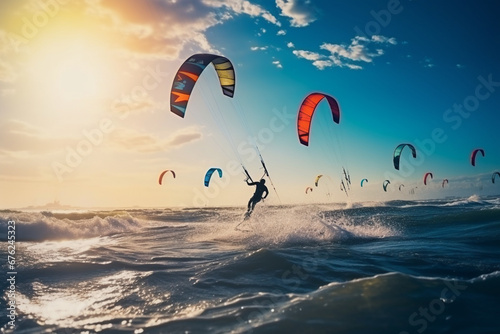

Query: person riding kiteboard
[[244, 178, 268, 218]]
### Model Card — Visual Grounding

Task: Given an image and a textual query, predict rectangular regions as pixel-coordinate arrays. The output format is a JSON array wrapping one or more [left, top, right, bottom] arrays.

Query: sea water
[[1, 195, 499, 333]]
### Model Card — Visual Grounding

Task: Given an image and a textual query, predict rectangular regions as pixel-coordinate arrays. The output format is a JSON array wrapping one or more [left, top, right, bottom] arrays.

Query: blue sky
[[0, 0, 499, 208]]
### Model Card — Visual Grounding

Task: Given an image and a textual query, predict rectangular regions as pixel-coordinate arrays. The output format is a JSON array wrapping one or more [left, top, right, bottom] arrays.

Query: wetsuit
[[246, 180, 268, 213]]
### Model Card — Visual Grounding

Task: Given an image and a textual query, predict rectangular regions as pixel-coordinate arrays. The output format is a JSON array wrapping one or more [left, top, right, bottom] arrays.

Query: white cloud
[[0, 120, 72, 156], [108, 126, 202, 153], [204, 0, 281, 26], [86, 0, 220, 59], [287, 41, 295, 48], [276, 0, 318, 27], [321, 36, 386, 63], [85, 0, 281, 60], [293, 35, 397, 70], [292, 49, 322, 61], [422, 57, 435, 68], [277, 29, 286, 36], [111, 93, 155, 117], [371, 35, 397, 45], [272, 60, 283, 68], [250, 46, 268, 51], [164, 126, 203, 148], [311, 60, 332, 70]]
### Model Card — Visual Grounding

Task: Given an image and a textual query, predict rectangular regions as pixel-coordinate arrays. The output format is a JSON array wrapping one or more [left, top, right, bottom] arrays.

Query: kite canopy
[[383, 180, 390, 192], [399, 184, 405, 191], [170, 54, 235, 118], [204, 168, 223, 187], [393, 143, 417, 170], [297, 93, 340, 146], [360, 178, 368, 187], [442, 179, 449, 188], [159, 169, 175, 185], [470, 148, 485, 166], [305, 186, 313, 194], [492, 172, 500, 184], [424, 172, 433, 185], [314, 174, 323, 187]]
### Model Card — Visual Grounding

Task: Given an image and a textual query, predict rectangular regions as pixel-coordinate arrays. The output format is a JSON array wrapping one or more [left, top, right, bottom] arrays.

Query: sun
[[54, 50, 101, 102], [33, 34, 111, 100], [35, 52, 93, 104], [24, 29, 116, 120]]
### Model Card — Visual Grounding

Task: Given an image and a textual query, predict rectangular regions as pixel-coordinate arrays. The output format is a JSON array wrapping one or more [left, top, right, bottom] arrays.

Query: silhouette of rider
[[246, 179, 268, 214]]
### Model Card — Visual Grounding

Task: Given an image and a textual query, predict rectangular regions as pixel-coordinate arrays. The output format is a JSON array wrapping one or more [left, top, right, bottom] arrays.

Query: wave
[[247, 271, 500, 334], [0, 211, 143, 242], [186, 205, 400, 250], [440, 194, 485, 207], [418, 207, 500, 227], [91, 270, 500, 334], [3, 196, 497, 244]]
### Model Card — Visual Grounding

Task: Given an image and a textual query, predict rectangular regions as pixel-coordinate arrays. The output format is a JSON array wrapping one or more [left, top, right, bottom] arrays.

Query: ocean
[[1, 195, 499, 333]]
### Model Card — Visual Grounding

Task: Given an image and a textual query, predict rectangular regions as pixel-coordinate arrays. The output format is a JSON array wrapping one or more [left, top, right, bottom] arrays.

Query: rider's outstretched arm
[[246, 179, 257, 186]]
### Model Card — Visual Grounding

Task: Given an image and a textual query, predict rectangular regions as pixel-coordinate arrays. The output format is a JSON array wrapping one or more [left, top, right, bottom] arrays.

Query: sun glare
[[54, 52, 99, 101], [25, 30, 115, 118]]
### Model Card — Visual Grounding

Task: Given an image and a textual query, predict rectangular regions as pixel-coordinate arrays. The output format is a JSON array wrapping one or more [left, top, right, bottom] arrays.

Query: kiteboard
[[234, 210, 252, 231], [243, 209, 252, 220]]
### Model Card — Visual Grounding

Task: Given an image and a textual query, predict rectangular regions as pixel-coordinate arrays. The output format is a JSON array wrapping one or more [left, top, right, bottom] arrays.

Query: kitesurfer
[[245, 179, 268, 216]]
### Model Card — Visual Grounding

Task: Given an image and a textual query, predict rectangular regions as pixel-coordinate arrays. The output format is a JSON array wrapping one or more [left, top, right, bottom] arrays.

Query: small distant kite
[[393, 143, 417, 170], [204, 168, 223, 187], [424, 172, 433, 185], [360, 178, 368, 187], [470, 148, 485, 166], [315, 174, 324, 187], [492, 172, 500, 184], [383, 180, 391, 192], [159, 170, 176, 185]]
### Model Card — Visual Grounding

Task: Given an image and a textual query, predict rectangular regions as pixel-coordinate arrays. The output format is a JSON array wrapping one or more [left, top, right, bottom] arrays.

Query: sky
[[1, 0, 499, 209]]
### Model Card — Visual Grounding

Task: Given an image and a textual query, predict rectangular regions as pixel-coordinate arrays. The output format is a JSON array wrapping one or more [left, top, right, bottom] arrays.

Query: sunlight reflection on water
[[17, 270, 153, 328]]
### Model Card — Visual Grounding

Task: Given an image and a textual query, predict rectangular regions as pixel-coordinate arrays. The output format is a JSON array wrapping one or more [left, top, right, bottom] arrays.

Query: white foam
[[187, 204, 400, 249], [0, 211, 143, 241]]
